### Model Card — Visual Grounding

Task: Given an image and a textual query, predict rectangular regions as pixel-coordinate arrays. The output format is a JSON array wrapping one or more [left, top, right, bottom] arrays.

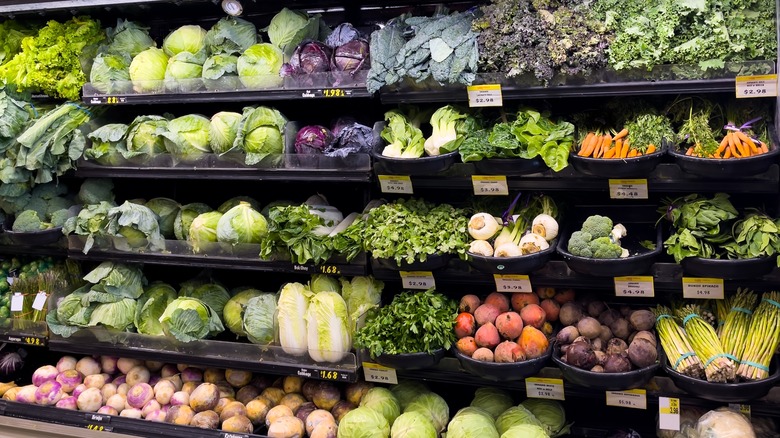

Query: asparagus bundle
[[719, 289, 757, 368], [654, 306, 704, 379], [737, 291, 780, 380], [714, 297, 731, 338], [677, 305, 735, 382]]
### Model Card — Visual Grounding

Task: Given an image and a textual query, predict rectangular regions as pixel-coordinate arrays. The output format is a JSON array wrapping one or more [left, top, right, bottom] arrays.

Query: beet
[[606, 338, 628, 356], [627, 338, 657, 368], [566, 342, 597, 369], [603, 354, 632, 373]]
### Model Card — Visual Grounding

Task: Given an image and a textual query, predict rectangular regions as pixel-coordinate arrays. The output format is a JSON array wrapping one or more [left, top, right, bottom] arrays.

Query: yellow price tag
[[682, 277, 724, 299]]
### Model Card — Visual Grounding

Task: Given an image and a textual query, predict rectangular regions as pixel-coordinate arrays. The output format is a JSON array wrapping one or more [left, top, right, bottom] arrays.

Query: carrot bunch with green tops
[[577, 128, 658, 159], [686, 130, 770, 158]]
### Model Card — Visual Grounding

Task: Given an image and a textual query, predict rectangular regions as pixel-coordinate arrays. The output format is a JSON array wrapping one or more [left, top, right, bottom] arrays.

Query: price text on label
[[494, 274, 533, 293], [606, 389, 647, 409], [363, 362, 399, 384], [682, 277, 725, 300], [378, 175, 413, 194], [400, 271, 436, 290], [525, 377, 565, 400], [608, 179, 649, 200], [659, 397, 681, 431], [729, 403, 751, 417], [318, 265, 341, 275], [614, 276, 654, 297], [322, 88, 346, 98], [735, 74, 778, 98], [472, 175, 509, 196], [318, 370, 339, 380], [467, 84, 503, 108]]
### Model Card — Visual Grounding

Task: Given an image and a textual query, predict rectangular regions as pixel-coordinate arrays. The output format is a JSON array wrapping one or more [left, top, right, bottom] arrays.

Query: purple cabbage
[[325, 23, 361, 48], [288, 40, 332, 75], [324, 122, 376, 158], [331, 39, 369, 74], [331, 117, 358, 138], [295, 125, 334, 154]]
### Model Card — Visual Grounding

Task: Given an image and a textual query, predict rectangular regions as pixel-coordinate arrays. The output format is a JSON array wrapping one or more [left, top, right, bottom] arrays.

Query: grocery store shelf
[[48, 327, 359, 383], [68, 235, 367, 276], [0, 0, 211, 14], [0, 321, 48, 347], [377, 163, 780, 194], [0, 400, 267, 438], [0, 243, 67, 258], [380, 61, 776, 103]]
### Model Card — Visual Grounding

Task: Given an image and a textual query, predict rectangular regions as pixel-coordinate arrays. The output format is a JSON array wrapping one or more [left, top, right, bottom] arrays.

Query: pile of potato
[[556, 298, 658, 373]]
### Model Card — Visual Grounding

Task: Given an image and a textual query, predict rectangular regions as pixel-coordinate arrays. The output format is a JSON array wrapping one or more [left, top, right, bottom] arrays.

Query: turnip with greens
[[142, 400, 161, 417], [101, 383, 117, 400], [32, 365, 59, 386], [117, 383, 129, 396], [117, 358, 141, 375], [73, 384, 87, 398], [127, 383, 154, 409], [84, 374, 107, 389], [519, 233, 549, 254], [106, 394, 126, 412], [77, 387, 103, 412], [56, 396, 78, 410], [56, 356, 77, 373], [469, 240, 494, 257], [35, 381, 64, 405], [100, 356, 118, 374], [76, 357, 101, 377], [532, 214, 558, 241], [56, 369, 83, 393]]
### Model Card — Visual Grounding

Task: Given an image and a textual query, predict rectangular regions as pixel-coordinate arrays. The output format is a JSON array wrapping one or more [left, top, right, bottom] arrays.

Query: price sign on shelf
[[606, 389, 647, 409], [614, 276, 654, 298], [735, 74, 778, 98], [729, 403, 751, 417], [659, 397, 681, 431], [608, 179, 648, 199], [378, 175, 413, 194], [494, 274, 532, 293], [400, 271, 435, 290], [682, 277, 724, 299], [525, 377, 565, 400], [363, 362, 398, 384], [472, 175, 509, 196], [467, 84, 503, 107]]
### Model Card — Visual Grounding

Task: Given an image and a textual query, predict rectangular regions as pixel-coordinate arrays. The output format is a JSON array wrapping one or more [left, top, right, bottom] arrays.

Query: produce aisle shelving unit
[[0, 0, 777, 437]]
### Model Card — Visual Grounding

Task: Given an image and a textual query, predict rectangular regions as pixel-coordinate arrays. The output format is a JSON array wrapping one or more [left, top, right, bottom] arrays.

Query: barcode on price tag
[[606, 389, 647, 409], [362, 362, 398, 384], [609, 179, 648, 199], [735, 74, 778, 98], [659, 397, 681, 431], [10, 293, 22, 312], [378, 175, 413, 194], [729, 403, 751, 417], [614, 276, 654, 297], [525, 377, 565, 400], [467, 84, 503, 107], [494, 274, 532, 293], [399, 271, 435, 290], [472, 175, 509, 196], [682, 277, 724, 299], [32, 291, 47, 311]]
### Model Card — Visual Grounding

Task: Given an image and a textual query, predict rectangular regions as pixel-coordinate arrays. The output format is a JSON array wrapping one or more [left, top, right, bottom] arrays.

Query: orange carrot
[[627, 149, 638, 158], [580, 134, 599, 157], [715, 135, 729, 155], [613, 138, 623, 158], [734, 131, 758, 154], [723, 147, 732, 159], [686, 146, 695, 156], [727, 132, 741, 158], [761, 142, 769, 153], [613, 128, 629, 140], [579, 132, 595, 155], [604, 147, 617, 158], [646, 144, 657, 154]]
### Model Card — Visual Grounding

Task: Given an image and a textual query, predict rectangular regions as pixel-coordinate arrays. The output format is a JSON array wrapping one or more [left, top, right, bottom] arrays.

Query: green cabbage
[[391, 412, 437, 438], [89, 298, 136, 331], [106, 19, 155, 58], [359, 387, 400, 426], [496, 406, 546, 436], [390, 381, 429, 411], [447, 407, 499, 438], [470, 388, 514, 420], [106, 201, 164, 250], [310, 275, 340, 294], [159, 297, 224, 342], [218, 196, 260, 214], [135, 282, 177, 336], [202, 54, 238, 86], [145, 197, 180, 239], [337, 407, 390, 438], [162, 114, 212, 160], [125, 115, 168, 158], [209, 111, 241, 154], [216, 201, 268, 245], [174, 203, 212, 241], [501, 424, 550, 438], [190, 283, 231, 318], [520, 400, 569, 437], [163, 25, 207, 57], [129, 47, 169, 92], [243, 293, 277, 344], [306, 291, 351, 363], [266, 8, 322, 57], [83, 262, 146, 300], [237, 43, 284, 89], [90, 53, 131, 94], [234, 106, 287, 165], [188, 211, 223, 252], [340, 276, 383, 333], [276, 282, 313, 356], [205, 16, 257, 55], [85, 123, 128, 165], [165, 51, 205, 89], [223, 288, 263, 336], [405, 392, 449, 434]]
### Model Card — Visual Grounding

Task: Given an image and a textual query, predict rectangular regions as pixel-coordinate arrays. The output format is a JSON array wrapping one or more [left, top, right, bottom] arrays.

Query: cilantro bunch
[[355, 289, 457, 357]]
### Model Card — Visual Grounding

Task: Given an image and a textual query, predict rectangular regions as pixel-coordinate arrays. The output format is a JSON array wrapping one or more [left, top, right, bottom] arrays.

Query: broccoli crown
[[568, 230, 593, 257], [77, 178, 115, 205], [49, 209, 70, 228], [581, 215, 614, 238], [31, 183, 68, 201], [45, 197, 74, 218], [21, 197, 47, 219], [12, 210, 43, 232], [589, 236, 623, 259]]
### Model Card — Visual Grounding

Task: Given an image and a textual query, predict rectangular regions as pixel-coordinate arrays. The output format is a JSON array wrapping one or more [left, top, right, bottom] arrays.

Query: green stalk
[[677, 305, 735, 382], [653, 306, 704, 379], [719, 289, 757, 367], [738, 291, 780, 380]]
